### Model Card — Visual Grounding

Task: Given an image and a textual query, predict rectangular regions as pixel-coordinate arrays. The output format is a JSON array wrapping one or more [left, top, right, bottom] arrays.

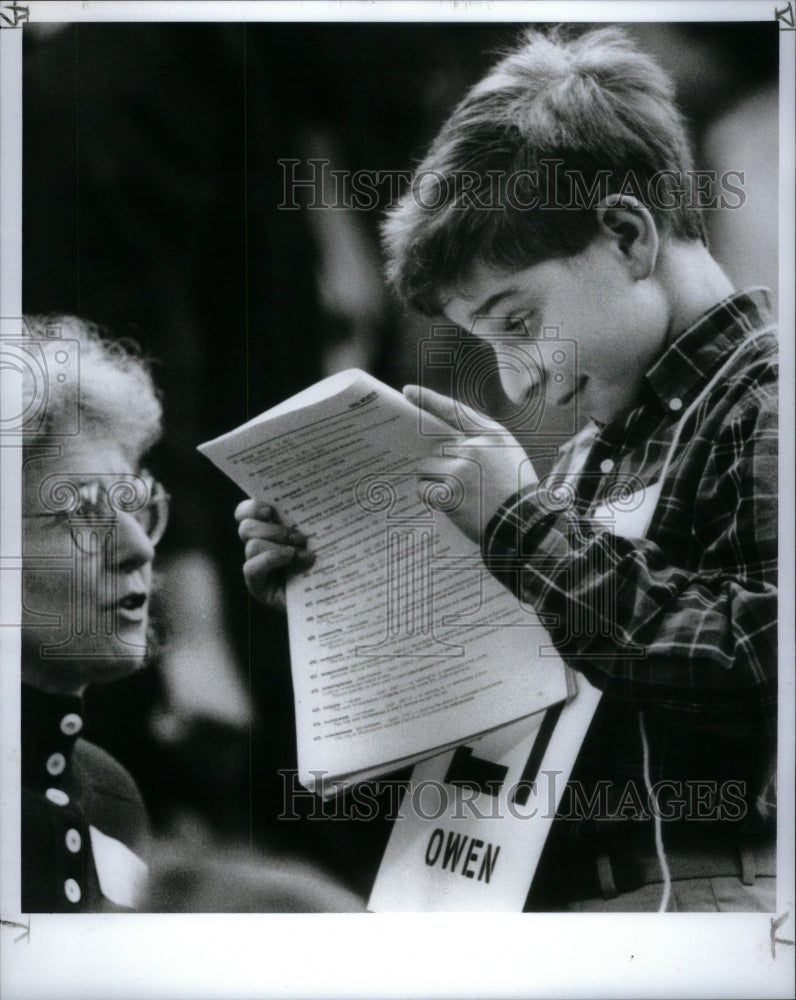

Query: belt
[[536, 822, 777, 904], [596, 829, 777, 900]]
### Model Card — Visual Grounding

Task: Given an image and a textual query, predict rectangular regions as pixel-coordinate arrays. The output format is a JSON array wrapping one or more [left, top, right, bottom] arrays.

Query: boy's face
[[442, 236, 670, 425]]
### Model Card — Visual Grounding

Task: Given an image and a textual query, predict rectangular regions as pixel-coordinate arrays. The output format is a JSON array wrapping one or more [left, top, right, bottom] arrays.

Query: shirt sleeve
[[482, 391, 778, 741]]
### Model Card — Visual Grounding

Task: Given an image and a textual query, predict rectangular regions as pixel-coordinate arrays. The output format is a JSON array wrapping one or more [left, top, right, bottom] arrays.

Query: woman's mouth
[[113, 592, 148, 623]]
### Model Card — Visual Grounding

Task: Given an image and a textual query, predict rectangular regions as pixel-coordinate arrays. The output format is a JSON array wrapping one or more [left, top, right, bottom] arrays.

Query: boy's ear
[[595, 194, 659, 280]]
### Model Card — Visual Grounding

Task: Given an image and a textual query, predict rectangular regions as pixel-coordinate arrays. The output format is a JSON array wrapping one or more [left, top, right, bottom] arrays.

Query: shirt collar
[[645, 287, 774, 410]]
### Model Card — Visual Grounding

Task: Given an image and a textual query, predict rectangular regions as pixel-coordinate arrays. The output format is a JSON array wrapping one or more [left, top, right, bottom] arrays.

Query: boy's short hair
[[382, 25, 706, 316]]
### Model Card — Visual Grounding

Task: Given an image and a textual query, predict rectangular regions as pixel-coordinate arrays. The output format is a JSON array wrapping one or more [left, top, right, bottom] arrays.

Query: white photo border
[[1, 3, 794, 998]]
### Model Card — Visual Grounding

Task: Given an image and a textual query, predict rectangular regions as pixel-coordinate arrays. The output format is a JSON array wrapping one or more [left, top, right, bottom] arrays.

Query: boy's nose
[[499, 360, 540, 406]]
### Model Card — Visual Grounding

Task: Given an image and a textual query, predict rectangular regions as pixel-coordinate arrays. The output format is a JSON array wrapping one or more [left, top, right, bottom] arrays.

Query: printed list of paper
[[200, 373, 569, 788]]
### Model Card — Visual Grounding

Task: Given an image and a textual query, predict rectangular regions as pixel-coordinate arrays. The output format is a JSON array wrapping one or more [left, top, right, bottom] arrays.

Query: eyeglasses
[[25, 472, 170, 553]]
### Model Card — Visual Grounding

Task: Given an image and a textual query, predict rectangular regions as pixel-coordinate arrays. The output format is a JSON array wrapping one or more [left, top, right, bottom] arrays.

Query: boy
[[236, 26, 777, 911]]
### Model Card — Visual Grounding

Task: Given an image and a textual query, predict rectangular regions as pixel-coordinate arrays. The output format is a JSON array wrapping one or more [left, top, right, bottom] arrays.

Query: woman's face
[[22, 433, 161, 695]]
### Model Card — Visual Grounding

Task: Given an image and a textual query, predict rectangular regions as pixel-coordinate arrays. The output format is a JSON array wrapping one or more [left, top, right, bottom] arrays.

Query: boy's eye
[[471, 312, 536, 342], [500, 314, 534, 336]]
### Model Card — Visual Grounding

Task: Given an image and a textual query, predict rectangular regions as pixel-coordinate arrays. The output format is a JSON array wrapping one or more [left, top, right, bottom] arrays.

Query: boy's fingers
[[264, 587, 287, 614], [243, 540, 297, 566], [234, 498, 275, 523], [238, 518, 307, 545], [242, 555, 286, 611], [243, 549, 287, 590], [403, 384, 459, 428], [403, 384, 498, 434], [243, 537, 317, 566], [242, 546, 314, 613], [293, 548, 316, 568]]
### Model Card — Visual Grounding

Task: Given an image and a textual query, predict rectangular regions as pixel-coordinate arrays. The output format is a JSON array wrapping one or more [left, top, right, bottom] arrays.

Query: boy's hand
[[404, 385, 537, 545], [235, 499, 315, 612]]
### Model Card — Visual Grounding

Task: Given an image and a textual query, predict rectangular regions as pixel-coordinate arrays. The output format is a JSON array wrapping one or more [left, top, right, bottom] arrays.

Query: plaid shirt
[[484, 289, 778, 829]]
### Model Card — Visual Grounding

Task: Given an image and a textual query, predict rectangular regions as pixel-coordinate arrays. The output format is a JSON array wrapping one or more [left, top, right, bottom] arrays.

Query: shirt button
[[64, 878, 81, 904], [668, 397, 683, 412], [65, 828, 82, 853], [46, 752, 66, 776], [599, 459, 615, 474], [60, 713, 83, 736], [45, 787, 70, 807]]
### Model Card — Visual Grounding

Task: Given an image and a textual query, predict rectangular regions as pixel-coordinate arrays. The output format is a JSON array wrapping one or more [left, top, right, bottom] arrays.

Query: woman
[[20, 315, 166, 911], [19, 315, 366, 914]]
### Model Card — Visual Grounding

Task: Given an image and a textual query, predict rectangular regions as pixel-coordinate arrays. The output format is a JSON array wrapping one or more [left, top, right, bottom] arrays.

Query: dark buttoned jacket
[[22, 684, 149, 912]]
